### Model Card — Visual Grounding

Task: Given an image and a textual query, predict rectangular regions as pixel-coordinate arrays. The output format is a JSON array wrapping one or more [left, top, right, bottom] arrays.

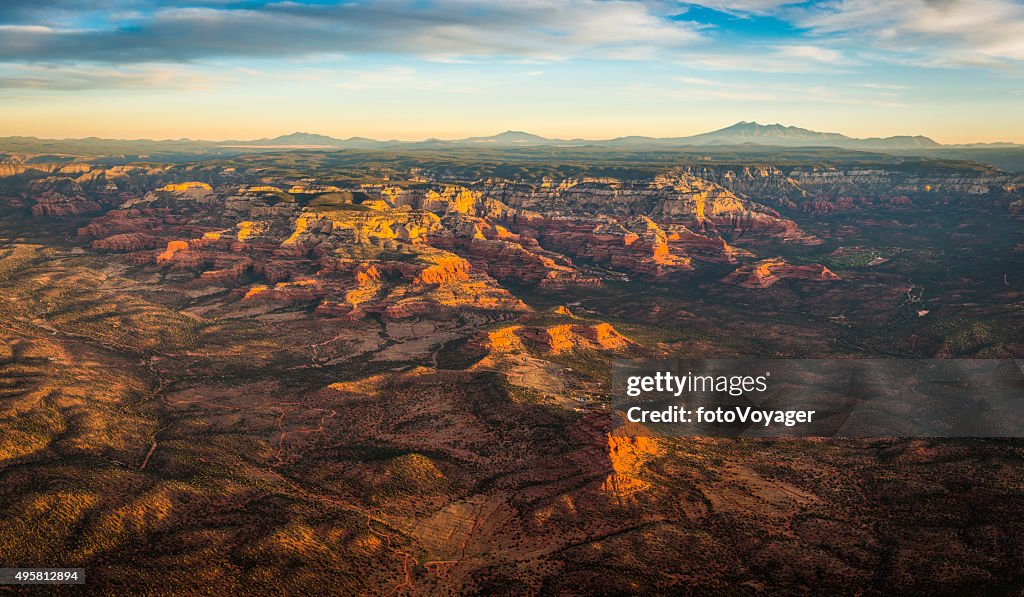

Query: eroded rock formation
[[469, 323, 633, 355], [724, 258, 840, 288]]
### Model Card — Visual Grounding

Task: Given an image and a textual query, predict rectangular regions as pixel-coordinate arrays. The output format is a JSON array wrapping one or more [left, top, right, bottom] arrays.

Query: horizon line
[[1, 122, 1021, 146]]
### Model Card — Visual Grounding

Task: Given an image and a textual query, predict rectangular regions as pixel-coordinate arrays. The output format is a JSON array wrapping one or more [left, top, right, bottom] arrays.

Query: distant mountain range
[[230, 122, 952, 150], [2, 122, 1022, 170], [662, 121, 942, 149]]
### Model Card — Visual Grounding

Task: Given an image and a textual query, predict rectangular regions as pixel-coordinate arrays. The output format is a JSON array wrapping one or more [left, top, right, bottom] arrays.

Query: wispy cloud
[[676, 75, 718, 85], [684, 0, 1024, 70], [327, 67, 444, 91], [683, 1, 803, 16], [793, 0, 1024, 67], [0, 62, 213, 91], [0, 1, 703, 66], [668, 74, 909, 107], [3, 1, 1020, 91], [860, 82, 909, 90], [682, 43, 854, 73]]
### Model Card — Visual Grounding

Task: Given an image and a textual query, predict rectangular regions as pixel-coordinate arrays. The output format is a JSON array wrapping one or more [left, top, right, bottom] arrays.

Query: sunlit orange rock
[[470, 323, 633, 355], [411, 256, 471, 286], [724, 257, 840, 288], [600, 426, 660, 499], [157, 240, 190, 264], [158, 182, 212, 192]]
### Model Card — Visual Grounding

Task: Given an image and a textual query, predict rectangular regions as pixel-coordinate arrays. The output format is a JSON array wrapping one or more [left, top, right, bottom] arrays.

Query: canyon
[[1, 147, 1022, 594]]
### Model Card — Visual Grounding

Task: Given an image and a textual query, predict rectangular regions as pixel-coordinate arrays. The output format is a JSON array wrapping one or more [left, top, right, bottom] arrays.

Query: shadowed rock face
[[30, 193, 102, 217], [91, 232, 158, 252], [679, 165, 1024, 212]]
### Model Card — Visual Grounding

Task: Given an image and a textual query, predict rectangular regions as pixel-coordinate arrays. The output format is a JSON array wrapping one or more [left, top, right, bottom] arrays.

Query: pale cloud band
[[0, 1, 702, 65], [0, 1, 1021, 74], [795, 0, 1024, 66]]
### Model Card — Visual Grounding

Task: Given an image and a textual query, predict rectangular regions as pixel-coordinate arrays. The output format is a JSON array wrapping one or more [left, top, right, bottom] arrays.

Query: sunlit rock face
[[510, 215, 695, 279], [600, 429, 660, 500], [468, 322, 633, 356], [723, 258, 840, 288], [60, 165, 850, 324]]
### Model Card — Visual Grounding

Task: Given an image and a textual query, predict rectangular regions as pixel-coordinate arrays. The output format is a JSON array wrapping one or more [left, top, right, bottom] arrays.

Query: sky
[[0, 0, 1023, 143]]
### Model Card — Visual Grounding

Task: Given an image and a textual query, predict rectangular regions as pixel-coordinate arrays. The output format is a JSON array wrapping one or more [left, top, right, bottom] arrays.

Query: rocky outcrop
[[283, 209, 443, 247], [600, 428, 660, 499], [91, 233, 158, 252], [30, 193, 101, 217], [157, 240, 200, 267], [471, 174, 812, 242], [0, 161, 92, 178], [724, 258, 840, 288], [515, 215, 693, 279], [680, 165, 807, 207], [376, 184, 515, 218], [157, 182, 213, 194], [469, 323, 633, 355], [429, 215, 601, 288], [664, 224, 748, 263], [411, 255, 471, 286], [77, 208, 191, 238], [195, 257, 252, 286], [685, 164, 1024, 212], [242, 278, 324, 302]]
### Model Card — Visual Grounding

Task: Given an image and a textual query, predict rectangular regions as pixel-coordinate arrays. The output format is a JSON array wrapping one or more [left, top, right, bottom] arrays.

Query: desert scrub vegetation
[[0, 490, 100, 564], [0, 243, 42, 282]]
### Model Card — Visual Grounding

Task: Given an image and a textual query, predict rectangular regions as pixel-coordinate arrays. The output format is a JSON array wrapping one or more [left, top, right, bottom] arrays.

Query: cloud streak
[[1, 0, 1021, 99], [0, 62, 214, 91], [0, 1, 703, 64], [667, 74, 908, 107], [791, 0, 1024, 66], [681, 43, 855, 73], [683, 0, 802, 16], [685, 0, 1024, 68]]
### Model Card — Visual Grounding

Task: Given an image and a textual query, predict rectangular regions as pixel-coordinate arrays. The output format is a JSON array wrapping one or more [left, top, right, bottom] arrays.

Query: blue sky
[[0, 0, 1022, 142]]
